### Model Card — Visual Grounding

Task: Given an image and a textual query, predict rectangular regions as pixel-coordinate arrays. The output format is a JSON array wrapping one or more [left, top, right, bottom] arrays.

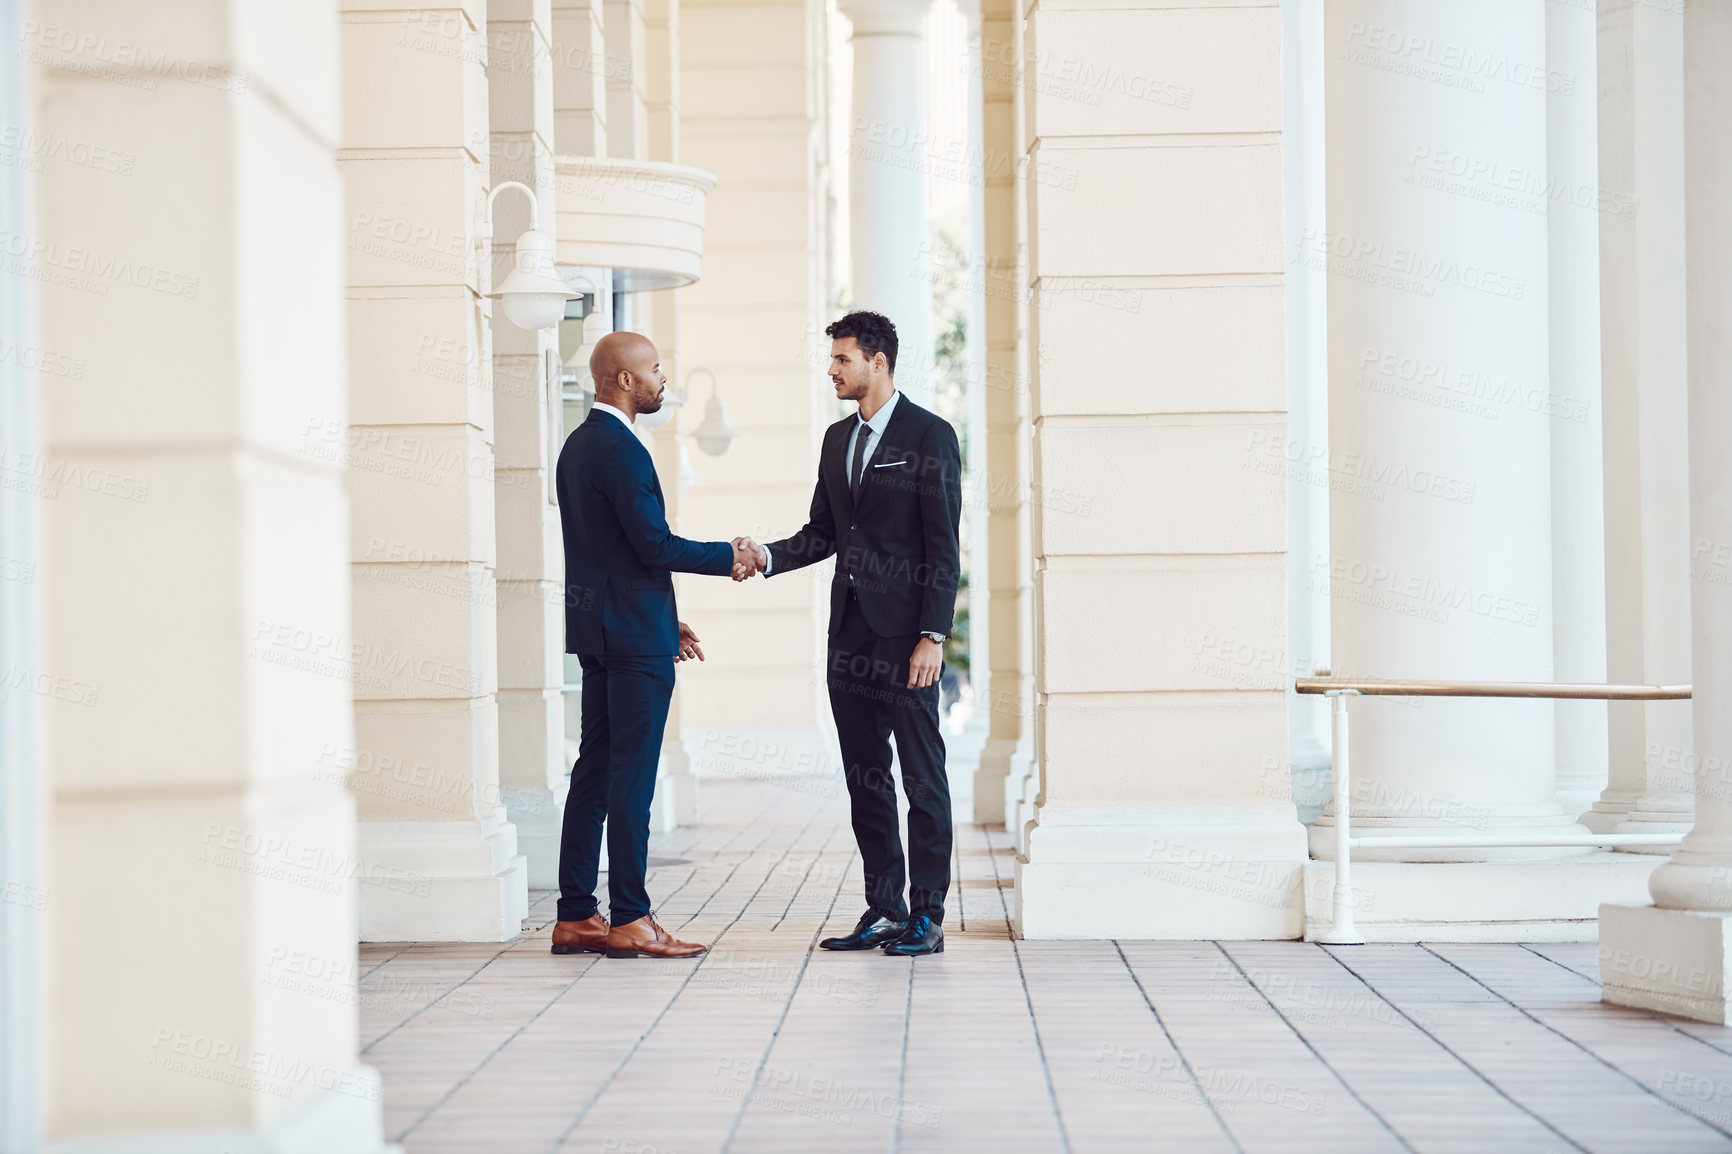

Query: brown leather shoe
[[602, 915, 706, 959], [551, 914, 609, 955]]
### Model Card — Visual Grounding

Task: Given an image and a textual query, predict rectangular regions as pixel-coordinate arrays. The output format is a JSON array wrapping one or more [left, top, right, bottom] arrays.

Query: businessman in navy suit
[[550, 331, 763, 960], [735, 312, 962, 957]]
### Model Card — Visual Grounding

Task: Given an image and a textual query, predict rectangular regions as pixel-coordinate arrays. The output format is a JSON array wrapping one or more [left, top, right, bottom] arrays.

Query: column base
[[660, 741, 698, 827], [48, 1066, 398, 1153], [1308, 817, 1594, 863], [1302, 854, 1661, 942], [503, 782, 568, 889], [1580, 802, 1637, 832], [1612, 807, 1696, 855], [1006, 756, 1038, 853], [1015, 807, 1309, 939], [1601, 903, 1732, 1024], [974, 737, 1031, 825], [358, 811, 529, 942]]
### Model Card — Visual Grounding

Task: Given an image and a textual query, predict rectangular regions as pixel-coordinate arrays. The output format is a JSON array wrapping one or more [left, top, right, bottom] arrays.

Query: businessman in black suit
[[737, 311, 962, 957], [551, 330, 763, 960]]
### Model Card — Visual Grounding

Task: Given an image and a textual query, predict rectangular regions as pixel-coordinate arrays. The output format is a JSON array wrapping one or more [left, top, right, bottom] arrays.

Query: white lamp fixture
[[481, 181, 577, 330], [687, 367, 738, 456]]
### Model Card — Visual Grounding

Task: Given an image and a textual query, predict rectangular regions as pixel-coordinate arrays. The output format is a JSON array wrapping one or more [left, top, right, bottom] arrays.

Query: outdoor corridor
[[353, 772, 1732, 1153]]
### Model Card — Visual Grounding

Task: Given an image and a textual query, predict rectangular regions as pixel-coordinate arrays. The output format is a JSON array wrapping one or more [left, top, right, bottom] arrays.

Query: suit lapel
[[829, 418, 857, 520], [854, 397, 913, 513]]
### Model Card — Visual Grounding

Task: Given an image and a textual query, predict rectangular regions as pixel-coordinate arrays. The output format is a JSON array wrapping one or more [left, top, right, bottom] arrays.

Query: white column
[[839, 0, 936, 408], [1600, 0, 1732, 1023], [675, 0, 835, 782], [1584, 0, 1693, 841], [953, 0, 992, 806], [643, 0, 698, 829], [492, 0, 570, 887], [0, 1, 41, 1141], [1016, 1, 1303, 938], [26, 0, 388, 1143], [342, 2, 529, 941], [1282, 0, 1331, 822], [974, 0, 1032, 825], [553, 0, 610, 156], [1547, 0, 1609, 820], [1316, 1, 1576, 861]]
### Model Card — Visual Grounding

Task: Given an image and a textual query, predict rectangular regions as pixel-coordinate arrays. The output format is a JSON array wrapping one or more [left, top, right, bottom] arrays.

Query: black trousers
[[827, 590, 953, 923], [556, 652, 674, 926]]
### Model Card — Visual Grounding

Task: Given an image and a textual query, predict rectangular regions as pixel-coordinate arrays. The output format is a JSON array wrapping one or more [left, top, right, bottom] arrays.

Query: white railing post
[[1317, 690, 1365, 944]]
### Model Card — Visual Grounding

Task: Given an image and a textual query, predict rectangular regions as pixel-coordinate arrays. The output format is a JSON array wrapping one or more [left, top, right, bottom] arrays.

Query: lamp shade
[[488, 227, 577, 330], [692, 393, 737, 456]]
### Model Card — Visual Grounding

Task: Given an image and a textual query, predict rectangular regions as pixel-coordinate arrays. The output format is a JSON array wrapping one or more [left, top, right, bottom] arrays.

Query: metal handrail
[[1301, 677, 1695, 945], [1296, 676, 1690, 700]]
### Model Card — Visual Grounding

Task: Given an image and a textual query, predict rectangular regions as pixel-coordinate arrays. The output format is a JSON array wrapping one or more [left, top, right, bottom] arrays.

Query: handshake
[[730, 537, 769, 581]]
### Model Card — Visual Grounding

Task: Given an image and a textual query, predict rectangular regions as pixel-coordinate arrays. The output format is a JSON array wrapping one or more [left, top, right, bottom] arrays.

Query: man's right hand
[[731, 537, 767, 581]]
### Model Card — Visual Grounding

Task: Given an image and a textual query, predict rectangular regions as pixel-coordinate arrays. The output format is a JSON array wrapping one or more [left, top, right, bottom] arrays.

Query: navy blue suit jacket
[[556, 410, 734, 656]]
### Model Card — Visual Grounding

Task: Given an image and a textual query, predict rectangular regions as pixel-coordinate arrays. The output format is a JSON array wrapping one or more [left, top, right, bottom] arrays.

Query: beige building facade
[[8, 0, 1732, 1145]]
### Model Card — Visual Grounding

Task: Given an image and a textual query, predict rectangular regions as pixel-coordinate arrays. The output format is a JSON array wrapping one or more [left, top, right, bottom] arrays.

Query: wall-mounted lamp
[[686, 367, 738, 456], [480, 181, 578, 330]]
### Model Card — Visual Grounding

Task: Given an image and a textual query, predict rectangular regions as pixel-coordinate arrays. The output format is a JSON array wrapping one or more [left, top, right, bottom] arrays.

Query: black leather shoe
[[882, 915, 944, 956], [819, 911, 908, 951]]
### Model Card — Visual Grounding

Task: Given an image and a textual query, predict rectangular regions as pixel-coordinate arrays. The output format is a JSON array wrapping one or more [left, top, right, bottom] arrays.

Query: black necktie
[[849, 417, 870, 497]]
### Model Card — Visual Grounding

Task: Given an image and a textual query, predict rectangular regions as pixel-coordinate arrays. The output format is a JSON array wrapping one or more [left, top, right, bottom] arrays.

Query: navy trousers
[[556, 652, 675, 926]]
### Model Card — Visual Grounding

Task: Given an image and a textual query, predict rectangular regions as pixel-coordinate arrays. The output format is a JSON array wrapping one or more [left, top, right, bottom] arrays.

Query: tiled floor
[[360, 773, 1732, 1153]]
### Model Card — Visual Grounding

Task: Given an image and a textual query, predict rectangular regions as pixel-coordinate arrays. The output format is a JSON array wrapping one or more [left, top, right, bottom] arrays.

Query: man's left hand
[[907, 637, 942, 689], [676, 621, 704, 663]]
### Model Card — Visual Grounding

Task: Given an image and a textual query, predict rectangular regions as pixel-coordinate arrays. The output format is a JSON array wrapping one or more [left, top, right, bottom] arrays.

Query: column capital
[[838, 0, 933, 38]]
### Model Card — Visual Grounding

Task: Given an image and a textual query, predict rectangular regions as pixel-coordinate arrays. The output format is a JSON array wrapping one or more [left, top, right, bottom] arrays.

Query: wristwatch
[[921, 632, 947, 644]]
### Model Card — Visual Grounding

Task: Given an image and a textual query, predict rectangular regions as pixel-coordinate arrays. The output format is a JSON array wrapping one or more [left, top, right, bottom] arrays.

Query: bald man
[[550, 331, 763, 959]]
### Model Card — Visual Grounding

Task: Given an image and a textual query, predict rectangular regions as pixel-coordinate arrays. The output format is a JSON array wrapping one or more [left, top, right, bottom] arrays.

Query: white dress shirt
[[761, 391, 901, 579], [590, 400, 634, 428]]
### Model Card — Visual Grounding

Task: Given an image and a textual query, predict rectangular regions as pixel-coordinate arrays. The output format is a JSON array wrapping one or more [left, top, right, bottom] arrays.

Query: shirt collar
[[591, 401, 634, 428], [859, 389, 899, 434]]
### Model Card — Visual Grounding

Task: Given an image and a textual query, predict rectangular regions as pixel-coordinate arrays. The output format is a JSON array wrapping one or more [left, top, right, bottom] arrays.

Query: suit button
[[850, 523, 857, 530]]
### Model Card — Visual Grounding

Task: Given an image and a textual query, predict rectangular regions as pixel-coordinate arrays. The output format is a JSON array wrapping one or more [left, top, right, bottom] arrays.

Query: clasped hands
[[730, 536, 768, 581]]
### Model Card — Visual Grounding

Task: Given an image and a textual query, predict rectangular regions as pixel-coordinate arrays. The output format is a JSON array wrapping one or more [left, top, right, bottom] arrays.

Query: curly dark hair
[[825, 310, 899, 376]]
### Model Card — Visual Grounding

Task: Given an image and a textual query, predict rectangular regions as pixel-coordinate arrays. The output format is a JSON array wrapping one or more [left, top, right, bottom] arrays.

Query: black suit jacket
[[765, 394, 962, 639], [556, 410, 734, 656]]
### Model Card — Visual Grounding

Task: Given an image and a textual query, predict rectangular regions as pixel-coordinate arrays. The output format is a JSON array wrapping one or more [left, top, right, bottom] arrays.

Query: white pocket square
[[874, 459, 909, 469]]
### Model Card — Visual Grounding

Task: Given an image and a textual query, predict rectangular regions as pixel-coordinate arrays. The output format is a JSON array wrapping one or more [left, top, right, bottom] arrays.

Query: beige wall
[[675, 0, 835, 748]]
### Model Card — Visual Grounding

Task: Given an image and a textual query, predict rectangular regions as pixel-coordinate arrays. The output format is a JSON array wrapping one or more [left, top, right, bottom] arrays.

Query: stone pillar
[[1316, 1, 1576, 861], [491, 0, 570, 887], [1583, 0, 1693, 841], [1548, 0, 1609, 820], [0, 2, 42, 1141], [26, 0, 387, 1144], [605, 0, 650, 160], [342, 1, 528, 941], [1600, 0, 1732, 1023], [676, 0, 835, 780], [974, 0, 1032, 825], [1015, 2, 1304, 938], [838, 0, 936, 408], [1282, 0, 1331, 822], [553, 0, 609, 156], [643, 0, 698, 829]]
